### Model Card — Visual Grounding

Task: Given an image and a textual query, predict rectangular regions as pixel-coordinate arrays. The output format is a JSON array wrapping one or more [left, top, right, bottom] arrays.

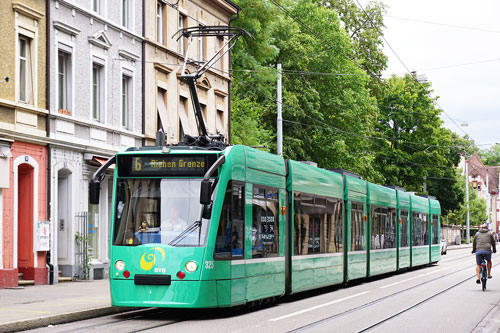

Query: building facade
[[144, 0, 238, 145], [47, 0, 143, 282], [463, 153, 500, 233], [0, 0, 49, 288]]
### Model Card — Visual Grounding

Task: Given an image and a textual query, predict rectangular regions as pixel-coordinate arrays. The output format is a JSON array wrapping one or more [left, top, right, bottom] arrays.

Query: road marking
[[380, 263, 465, 289], [63, 299, 110, 303], [269, 291, 369, 322], [0, 308, 50, 314]]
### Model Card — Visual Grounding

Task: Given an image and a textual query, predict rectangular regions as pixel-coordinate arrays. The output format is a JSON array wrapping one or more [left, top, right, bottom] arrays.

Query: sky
[[359, 0, 500, 149]]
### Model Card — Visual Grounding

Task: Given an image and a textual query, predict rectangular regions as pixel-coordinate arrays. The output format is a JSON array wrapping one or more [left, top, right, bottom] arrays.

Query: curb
[[0, 306, 135, 333], [472, 299, 500, 332]]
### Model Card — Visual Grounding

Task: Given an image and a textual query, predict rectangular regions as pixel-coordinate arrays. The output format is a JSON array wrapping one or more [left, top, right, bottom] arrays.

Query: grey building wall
[[48, 0, 144, 281]]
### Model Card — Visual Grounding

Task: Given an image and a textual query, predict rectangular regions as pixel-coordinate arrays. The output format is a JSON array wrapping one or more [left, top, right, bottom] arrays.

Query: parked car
[[440, 237, 447, 255]]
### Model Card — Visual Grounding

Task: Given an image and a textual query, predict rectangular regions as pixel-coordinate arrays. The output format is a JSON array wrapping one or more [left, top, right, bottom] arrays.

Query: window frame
[[18, 35, 32, 104], [91, 62, 104, 122], [121, 73, 133, 129], [370, 205, 396, 250], [293, 191, 343, 256], [57, 48, 73, 114], [351, 201, 365, 252], [214, 181, 245, 260], [252, 185, 280, 259], [157, 1, 164, 44]]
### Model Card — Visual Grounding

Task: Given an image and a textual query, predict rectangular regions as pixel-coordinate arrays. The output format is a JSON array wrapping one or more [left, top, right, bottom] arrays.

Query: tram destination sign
[[117, 154, 218, 177]]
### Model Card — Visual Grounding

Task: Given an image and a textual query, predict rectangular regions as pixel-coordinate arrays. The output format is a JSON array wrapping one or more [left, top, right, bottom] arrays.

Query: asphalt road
[[27, 247, 500, 333]]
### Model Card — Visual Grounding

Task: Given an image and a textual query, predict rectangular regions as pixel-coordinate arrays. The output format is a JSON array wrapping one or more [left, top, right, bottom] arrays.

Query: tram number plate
[[205, 261, 214, 269]]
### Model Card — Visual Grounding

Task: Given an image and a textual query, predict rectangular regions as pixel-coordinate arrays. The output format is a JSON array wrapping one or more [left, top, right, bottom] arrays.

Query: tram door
[[245, 184, 284, 301]]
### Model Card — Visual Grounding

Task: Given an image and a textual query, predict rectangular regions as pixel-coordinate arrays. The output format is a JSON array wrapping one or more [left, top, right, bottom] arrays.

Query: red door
[[18, 164, 34, 268]]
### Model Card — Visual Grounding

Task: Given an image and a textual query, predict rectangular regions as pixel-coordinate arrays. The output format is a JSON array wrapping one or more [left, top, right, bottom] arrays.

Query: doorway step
[[18, 272, 34, 286], [58, 270, 73, 283]]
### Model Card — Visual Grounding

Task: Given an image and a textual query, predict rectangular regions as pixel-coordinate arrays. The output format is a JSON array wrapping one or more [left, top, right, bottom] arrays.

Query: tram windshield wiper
[[168, 220, 202, 246]]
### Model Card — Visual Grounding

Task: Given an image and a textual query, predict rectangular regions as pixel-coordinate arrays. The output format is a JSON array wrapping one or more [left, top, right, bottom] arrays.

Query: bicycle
[[480, 258, 487, 291]]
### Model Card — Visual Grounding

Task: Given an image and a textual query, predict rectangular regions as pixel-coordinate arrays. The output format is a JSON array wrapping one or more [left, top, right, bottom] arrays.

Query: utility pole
[[486, 173, 490, 227], [423, 176, 427, 193], [466, 159, 470, 244], [277, 63, 283, 156]]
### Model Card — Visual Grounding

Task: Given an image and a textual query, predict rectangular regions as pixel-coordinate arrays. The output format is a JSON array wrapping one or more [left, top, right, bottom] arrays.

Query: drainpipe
[[227, 4, 240, 145], [141, 0, 146, 146], [46, 0, 54, 284]]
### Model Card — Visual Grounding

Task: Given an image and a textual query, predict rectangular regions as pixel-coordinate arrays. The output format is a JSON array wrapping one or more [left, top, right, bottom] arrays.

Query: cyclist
[[472, 223, 497, 284]]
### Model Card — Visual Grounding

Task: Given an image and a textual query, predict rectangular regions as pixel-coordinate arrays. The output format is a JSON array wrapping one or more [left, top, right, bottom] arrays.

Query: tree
[[447, 179, 487, 227], [373, 74, 444, 190], [478, 143, 500, 166]]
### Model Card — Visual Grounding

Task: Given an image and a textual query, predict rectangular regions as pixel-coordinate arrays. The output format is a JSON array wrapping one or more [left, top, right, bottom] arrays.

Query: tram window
[[294, 192, 343, 255], [371, 206, 396, 249], [432, 214, 439, 245], [215, 181, 244, 260], [412, 212, 428, 246], [252, 186, 279, 258], [351, 202, 364, 251], [400, 210, 409, 247]]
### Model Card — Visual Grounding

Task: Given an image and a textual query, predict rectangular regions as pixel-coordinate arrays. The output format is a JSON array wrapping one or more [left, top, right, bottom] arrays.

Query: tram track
[[287, 259, 496, 332]]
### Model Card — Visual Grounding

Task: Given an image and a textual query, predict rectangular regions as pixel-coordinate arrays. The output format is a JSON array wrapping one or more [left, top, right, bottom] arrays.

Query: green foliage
[[478, 144, 500, 166], [75, 232, 92, 279], [447, 181, 488, 227], [230, 0, 478, 217]]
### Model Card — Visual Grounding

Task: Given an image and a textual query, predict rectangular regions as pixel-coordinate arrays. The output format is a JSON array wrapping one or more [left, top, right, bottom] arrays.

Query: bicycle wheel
[[481, 267, 487, 291]]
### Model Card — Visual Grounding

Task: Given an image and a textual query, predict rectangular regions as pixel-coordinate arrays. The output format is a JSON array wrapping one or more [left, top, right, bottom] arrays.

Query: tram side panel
[[287, 161, 344, 294], [397, 190, 411, 270], [367, 183, 397, 277], [242, 148, 287, 302], [344, 175, 368, 282], [429, 199, 441, 263], [410, 195, 431, 267]]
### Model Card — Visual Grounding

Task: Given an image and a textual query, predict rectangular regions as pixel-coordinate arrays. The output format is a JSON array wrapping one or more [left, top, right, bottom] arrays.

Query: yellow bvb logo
[[140, 247, 166, 271]]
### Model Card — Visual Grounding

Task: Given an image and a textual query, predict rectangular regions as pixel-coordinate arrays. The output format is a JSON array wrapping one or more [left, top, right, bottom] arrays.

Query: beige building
[[144, 0, 238, 145]]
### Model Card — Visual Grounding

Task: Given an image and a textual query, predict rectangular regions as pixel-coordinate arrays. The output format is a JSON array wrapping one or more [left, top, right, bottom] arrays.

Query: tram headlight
[[185, 261, 198, 272], [115, 260, 125, 271]]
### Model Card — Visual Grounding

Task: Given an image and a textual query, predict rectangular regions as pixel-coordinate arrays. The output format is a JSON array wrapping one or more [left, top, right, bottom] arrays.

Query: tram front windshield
[[113, 178, 210, 246]]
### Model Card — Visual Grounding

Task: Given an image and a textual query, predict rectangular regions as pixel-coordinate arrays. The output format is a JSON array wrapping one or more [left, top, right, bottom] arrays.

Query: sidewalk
[[0, 279, 131, 332]]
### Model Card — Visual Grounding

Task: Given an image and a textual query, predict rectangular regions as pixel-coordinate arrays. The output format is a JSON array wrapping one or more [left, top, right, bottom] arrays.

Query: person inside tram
[[472, 223, 496, 284]]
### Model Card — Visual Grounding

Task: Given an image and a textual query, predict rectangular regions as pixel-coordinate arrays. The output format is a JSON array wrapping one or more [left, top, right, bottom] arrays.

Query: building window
[[198, 25, 205, 62], [18, 35, 33, 104], [178, 14, 187, 54], [157, 1, 164, 44], [179, 96, 190, 141], [58, 50, 72, 114], [121, 0, 130, 28], [92, 63, 104, 121], [216, 109, 224, 134], [216, 36, 224, 71], [92, 0, 101, 14], [157, 87, 170, 134], [121, 74, 132, 128]]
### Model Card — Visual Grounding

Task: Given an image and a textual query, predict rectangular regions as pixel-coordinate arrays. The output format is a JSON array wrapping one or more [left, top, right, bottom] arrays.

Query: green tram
[[90, 144, 441, 308]]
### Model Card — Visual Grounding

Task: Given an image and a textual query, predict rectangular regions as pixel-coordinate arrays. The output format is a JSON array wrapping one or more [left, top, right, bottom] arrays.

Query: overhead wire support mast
[[172, 26, 251, 145]]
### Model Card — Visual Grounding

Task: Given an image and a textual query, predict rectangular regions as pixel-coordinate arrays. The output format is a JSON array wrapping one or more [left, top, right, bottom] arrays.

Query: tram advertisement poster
[[261, 215, 275, 244]]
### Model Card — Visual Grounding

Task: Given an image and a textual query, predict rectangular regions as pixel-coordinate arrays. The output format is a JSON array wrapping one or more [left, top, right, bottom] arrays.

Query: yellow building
[[0, 0, 49, 288], [144, 0, 238, 145]]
